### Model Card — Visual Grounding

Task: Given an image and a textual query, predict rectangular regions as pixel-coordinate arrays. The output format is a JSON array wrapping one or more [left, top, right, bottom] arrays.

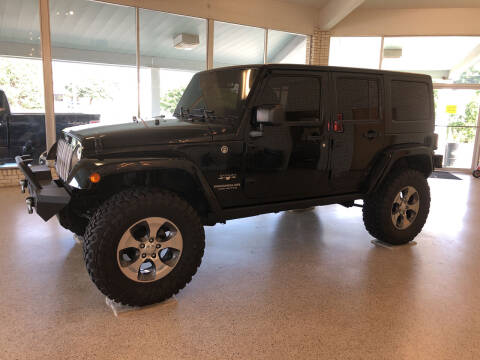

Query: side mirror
[[256, 104, 285, 126]]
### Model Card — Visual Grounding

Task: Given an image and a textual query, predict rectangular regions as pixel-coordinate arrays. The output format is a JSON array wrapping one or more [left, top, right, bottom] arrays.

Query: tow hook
[[19, 179, 27, 193], [25, 197, 34, 214]]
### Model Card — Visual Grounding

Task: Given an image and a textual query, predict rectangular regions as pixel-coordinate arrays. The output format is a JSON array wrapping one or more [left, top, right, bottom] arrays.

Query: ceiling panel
[[0, 0, 41, 45], [1, 0, 305, 69], [49, 0, 136, 54], [139, 8, 206, 63], [213, 21, 265, 66]]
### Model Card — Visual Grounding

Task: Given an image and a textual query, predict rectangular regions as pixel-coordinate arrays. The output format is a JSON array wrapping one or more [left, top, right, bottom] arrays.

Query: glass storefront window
[[0, 0, 44, 113], [214, 21, 265, 68], [434, 89, 479, 168], [329, 37, 382, 69], [382, 37, 480, 84], [267, 30, 307, 64], [139, 9, 206, 118], [0, 0, 45, 164], [50, 0, 137, 125]]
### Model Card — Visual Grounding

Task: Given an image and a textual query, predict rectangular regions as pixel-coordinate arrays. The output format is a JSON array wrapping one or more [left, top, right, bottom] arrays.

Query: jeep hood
[[63, 118, 232, 153]]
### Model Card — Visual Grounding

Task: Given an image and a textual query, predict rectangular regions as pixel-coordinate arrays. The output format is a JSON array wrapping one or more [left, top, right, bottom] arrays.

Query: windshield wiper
[[191, 108, 215, 121], [175, 107, 235, 125], [174, 106, 193, 121], [175, 107, 214, 122]]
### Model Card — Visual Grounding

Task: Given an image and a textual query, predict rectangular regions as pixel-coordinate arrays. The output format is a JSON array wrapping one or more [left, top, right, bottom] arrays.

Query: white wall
[[332, 8, 480, 36]]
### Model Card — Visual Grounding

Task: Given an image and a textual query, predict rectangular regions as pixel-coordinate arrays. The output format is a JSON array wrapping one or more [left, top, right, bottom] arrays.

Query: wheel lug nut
[[149, 238, 154, 243], [152, 253, 156, 258], [140, 243, 145, 248], [141, 253, 146, 258], [156, 244, 161, 248]]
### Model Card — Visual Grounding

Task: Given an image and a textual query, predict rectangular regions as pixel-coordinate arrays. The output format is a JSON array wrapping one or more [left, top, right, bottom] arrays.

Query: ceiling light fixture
[[173, 33, 199, 50], [383, 48, 402, 59]]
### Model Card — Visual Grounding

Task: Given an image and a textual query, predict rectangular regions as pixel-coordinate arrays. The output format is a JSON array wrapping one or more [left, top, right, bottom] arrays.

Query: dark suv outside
[[16, 64, 443, 306]]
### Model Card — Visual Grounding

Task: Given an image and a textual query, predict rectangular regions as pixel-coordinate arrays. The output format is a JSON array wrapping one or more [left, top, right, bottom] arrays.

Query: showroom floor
[[0, 173, 479, 359]]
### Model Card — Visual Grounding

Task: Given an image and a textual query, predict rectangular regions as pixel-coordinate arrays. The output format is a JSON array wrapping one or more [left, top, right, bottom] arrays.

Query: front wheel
[[363, 169, 431, 245], [83, 188, 205, 306]]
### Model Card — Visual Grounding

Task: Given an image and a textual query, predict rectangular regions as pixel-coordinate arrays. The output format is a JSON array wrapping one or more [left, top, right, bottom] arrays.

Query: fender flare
[[67, 157, 222, 216], [365, 145, 434, 194]]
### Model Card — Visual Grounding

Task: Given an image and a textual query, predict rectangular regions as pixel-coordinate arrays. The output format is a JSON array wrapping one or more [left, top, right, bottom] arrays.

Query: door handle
[[363, 130, 378, 140]]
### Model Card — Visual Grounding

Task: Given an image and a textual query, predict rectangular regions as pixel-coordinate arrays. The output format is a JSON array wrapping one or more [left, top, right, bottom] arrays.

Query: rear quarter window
[[391, 80, 430, 121]]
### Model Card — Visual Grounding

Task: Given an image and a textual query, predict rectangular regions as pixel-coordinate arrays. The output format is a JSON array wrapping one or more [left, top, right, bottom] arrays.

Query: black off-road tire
[[83, 188, 205, 306], [363, 169, 430, 245]]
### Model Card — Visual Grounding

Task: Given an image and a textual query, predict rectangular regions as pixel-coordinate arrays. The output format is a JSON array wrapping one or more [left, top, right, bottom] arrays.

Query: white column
[[264, 29, 268, 64], [151, 68, 161, 117], [136, 7, 141, 118]]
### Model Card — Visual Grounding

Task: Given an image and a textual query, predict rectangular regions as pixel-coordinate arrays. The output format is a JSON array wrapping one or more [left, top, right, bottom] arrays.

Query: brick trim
[[0, 168, 23, 188], [0, 167, 58, 187], [309, 28, 331, 66]]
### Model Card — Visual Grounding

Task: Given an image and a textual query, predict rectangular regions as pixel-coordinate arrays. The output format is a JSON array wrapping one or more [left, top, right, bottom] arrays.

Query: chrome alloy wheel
[[391, 186, 420, 230], [116, 217, 183, 282]]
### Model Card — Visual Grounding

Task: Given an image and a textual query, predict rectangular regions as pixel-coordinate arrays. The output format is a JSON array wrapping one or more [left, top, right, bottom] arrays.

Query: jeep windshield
[[174, 68, 259, 125]]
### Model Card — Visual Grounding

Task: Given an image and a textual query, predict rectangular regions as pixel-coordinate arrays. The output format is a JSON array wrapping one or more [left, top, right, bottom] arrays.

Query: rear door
[[329, 72, 385, 193]]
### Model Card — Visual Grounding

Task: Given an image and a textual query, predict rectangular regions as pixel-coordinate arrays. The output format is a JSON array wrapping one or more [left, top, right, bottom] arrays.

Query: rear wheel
[[363, 169, 430, 245], [473, 170, 480, 178], [83, 188, 205, 306]]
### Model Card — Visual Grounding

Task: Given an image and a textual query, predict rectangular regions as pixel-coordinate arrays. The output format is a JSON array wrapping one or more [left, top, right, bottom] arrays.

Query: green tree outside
[[445, 67, 480, 143], [0, 57, 44, 111], [447, 95, 479, 143], [159, 87, 185, 114], [64, 81, 111, 108]]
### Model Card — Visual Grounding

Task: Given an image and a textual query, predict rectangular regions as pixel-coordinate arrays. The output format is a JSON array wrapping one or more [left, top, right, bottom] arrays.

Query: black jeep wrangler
[[16, 65, 442, 306]]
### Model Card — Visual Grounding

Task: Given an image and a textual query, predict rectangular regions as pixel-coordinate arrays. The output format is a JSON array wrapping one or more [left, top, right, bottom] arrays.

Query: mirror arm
[[249, 123, 264, 138], [249, 130, 263, 138]]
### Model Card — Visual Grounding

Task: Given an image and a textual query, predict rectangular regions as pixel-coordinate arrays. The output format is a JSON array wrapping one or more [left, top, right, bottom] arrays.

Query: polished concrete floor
[[0, 174, 479, 359]]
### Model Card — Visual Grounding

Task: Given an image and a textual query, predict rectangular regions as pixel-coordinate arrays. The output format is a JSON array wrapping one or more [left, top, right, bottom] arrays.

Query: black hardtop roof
[[202, 64, 432, 80]]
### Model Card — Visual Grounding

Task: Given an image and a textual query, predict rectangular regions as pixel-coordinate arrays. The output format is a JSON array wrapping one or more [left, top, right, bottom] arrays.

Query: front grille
[[56, 138, 74, 181]]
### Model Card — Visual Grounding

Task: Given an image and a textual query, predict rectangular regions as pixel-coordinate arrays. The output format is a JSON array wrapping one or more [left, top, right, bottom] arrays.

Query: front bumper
[[15, 155, 71, 221]]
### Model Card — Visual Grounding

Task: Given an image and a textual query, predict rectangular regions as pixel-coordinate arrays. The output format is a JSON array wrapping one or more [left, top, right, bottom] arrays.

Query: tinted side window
[[260, 76, 320, 122], [391, 80, 430, 121], [337, 78, 380, 120]]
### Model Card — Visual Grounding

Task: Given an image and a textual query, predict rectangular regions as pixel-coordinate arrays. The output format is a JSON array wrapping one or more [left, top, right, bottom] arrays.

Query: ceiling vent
[[383, 48, 402, 59], [173, 33, 199, 50]]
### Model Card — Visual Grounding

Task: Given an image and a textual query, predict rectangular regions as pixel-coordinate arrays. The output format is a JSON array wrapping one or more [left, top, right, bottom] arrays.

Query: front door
[[329, 73, 385, 193], [244, 72, 330, 201]]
